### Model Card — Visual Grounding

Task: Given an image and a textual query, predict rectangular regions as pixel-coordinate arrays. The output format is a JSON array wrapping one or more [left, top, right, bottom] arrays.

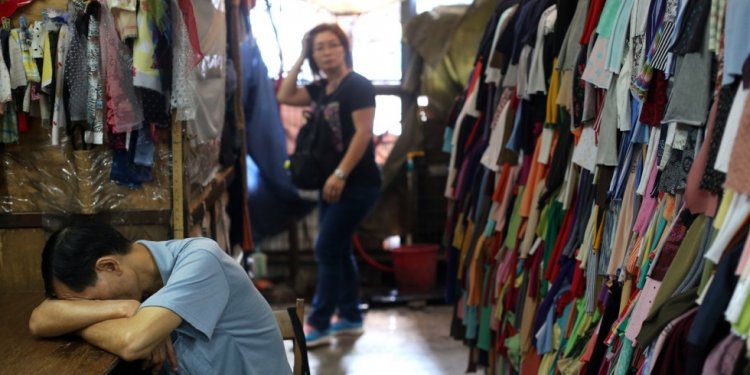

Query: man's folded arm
[[79, 306, 182, 362], [29, 299, 140, 337]]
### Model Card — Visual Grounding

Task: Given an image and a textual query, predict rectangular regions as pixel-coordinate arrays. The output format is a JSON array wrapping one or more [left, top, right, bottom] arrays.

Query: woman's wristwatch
[[333, 168, 348, 180]]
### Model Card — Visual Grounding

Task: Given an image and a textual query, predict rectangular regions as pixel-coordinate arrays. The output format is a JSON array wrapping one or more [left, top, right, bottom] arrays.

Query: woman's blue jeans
[[307, 186, 380, 331]]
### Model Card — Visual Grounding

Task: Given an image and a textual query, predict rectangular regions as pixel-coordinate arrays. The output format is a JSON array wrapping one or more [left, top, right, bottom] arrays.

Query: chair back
[[273, 298, 308, 375]]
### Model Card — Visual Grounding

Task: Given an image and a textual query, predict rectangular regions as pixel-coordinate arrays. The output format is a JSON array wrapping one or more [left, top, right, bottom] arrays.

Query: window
[[249, 2, 405, 165], [249, 1, 335, 81], [250, 1, 401, 84], [346, 3, 402, 84], [374, 95, 402, 136], [373, 95, 401, 165]]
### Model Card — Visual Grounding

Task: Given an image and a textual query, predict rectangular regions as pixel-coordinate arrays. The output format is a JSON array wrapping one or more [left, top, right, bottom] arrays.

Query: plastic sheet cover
[[1, 130, 171, 215], [183, 0, 227, 186]]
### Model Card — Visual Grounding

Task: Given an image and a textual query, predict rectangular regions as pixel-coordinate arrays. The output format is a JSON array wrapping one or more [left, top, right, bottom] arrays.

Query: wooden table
[[0, 292, 119, 374]]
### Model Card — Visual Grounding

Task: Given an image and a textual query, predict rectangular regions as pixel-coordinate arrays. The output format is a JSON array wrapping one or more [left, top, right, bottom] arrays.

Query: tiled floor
[[285, 305, 468, 375]]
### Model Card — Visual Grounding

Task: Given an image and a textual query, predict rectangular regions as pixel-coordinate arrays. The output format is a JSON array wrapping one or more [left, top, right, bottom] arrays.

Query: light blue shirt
[[139, 238, 291, 375], [723, 0, 750, 85]]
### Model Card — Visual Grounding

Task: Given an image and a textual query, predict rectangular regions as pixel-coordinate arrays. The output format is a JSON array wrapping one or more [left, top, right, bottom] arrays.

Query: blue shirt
[[139, 238, 291, 375]]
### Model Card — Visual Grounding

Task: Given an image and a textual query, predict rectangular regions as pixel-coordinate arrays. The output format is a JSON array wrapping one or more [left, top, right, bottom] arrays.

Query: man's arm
[[29, 299, 140, 337], [79, 306, 182, 362]]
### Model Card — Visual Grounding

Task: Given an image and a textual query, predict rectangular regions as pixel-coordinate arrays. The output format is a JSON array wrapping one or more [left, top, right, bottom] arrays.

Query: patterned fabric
[[132, 0, 161, 92], [725, 89, 750, 195], [657, 126, 699, 194], [64, 19, 87, 122], [0, 36, 12, 104], [29, 21, 43, 59], [8, 30, 27, 89], [684, 98, 720, 216], [170, 0, 196, 121], [671, 0, 711, 54], [581, 36, 614, 89], [85, 8, 104, 145], [714, 88, 748, 173], [700, 84, 738, 193], [100, 2, 143, 134], [0, 98, 17, 143], [625, 278, 663, 342], [651, 211, 695, 280], [140, 88, 169, 126], [176, 0, 203, 67], [18, 26, 40, 83], [632, 11, 671, 98], [708, 0, 726, 52], [650, 0, 678, 71], [638, 70, 668, 126]]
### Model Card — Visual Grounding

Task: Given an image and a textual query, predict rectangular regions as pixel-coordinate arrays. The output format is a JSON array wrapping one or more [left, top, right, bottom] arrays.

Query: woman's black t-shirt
[[305, 72, 382, 188]]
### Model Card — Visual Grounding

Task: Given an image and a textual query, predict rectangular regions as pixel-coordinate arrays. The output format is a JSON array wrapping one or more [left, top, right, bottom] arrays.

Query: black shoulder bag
[[288, 90, 342, 190]]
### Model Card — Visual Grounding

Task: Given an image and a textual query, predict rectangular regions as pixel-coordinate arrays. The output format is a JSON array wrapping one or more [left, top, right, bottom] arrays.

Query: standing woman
[[277, 23, 381, 347]]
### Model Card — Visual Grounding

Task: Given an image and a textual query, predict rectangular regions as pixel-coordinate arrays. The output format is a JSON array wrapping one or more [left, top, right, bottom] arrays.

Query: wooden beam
[[188, 166, 235, 224], [0, 211, 172, 229]]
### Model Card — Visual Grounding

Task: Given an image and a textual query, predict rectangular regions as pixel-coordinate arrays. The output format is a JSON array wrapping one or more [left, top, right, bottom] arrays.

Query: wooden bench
[[0, 292, 119, 375]]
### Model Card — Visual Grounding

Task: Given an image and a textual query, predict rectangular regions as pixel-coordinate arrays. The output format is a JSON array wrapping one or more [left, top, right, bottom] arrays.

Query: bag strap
[[310, 73, 351, 121], [313, 73, 351, 108], [313, 84, 326, 110], [287, 307, 311, 375]]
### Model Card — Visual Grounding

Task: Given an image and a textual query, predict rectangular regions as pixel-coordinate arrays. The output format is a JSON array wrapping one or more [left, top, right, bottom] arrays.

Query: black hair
[[41, 224, 132, 298], [305, 23, 353, 78]]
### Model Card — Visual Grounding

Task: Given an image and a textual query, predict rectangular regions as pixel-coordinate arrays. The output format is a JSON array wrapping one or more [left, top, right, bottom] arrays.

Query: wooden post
[[171, 118, 185, 239], [229, 0, 254, 251]]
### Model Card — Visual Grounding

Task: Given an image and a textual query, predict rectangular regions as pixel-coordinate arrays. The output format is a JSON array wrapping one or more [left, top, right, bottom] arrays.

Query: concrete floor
[[285, 305, 469, 375]]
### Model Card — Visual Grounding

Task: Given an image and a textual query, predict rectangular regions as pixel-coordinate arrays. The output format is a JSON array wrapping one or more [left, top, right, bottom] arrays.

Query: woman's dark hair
[[305, 23, 353, 78], [41, 224, 132, 297]]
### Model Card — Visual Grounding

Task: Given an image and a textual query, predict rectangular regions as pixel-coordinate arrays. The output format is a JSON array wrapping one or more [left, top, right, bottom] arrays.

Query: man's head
[[42, 224, 141, 300]]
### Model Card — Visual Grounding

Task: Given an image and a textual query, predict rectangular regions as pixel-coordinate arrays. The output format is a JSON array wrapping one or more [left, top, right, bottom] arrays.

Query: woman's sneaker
[[330, 319, 364, 336], [304, 328, 332, 348]]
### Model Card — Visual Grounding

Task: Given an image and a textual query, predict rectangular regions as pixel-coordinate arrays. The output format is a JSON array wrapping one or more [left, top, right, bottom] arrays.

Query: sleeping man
[[28, 224, 291, 375]]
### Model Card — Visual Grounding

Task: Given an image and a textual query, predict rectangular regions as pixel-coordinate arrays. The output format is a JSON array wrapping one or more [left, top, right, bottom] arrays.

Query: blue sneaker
[[304, 329, 332, 348], [330, 320, 364, 336]]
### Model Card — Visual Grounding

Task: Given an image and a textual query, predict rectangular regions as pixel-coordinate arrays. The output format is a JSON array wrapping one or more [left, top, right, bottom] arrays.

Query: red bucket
[[391, 244, 439, 294]]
